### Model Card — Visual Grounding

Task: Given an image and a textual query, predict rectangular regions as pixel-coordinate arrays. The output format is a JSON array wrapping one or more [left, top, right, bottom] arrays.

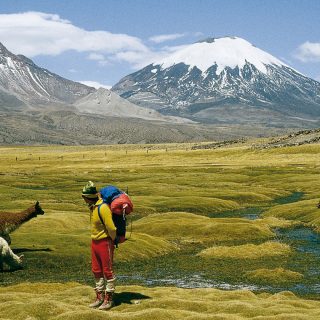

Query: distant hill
[[0, 109, 294, 145], [74, 87, 193, 123]]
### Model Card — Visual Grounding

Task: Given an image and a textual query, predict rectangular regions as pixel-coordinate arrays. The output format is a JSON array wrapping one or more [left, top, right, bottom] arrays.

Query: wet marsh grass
[[0, 142, 320, 318], [198, 241, 292, 259], [1, 282, 320, 320]]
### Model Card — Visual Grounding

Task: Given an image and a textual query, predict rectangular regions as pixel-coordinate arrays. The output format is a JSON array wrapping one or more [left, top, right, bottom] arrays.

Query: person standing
[[82, 181, 117, 311]]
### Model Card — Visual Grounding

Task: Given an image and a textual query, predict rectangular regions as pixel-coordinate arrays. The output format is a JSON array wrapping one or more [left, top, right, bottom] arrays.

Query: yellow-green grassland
[[0, 141, 320, 319]]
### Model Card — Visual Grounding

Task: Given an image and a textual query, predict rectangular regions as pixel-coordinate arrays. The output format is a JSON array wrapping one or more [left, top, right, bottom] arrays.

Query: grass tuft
[[133, 212, 275, 244], [246, 268, 304, 284], [198, 241, 292, 259]]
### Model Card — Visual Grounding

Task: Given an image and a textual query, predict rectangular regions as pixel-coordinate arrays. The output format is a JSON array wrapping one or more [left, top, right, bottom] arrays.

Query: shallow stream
[[120, 192, 320, 297]]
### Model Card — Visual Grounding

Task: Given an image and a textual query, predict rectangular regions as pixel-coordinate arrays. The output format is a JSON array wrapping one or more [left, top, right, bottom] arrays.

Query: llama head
[[34, 201, 45, 216]]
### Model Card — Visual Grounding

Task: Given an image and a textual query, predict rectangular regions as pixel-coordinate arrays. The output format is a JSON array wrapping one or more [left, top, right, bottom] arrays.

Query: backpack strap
[[97, 203, 119, 248], [97, 204, 105, 227]]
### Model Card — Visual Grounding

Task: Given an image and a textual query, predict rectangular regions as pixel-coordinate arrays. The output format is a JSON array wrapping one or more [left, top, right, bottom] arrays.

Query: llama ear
[[35, 201, 40, 207]]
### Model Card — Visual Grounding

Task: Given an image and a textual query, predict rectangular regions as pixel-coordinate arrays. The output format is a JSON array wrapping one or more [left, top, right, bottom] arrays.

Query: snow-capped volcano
[[112, 36, 320, 124], [155, 37, 285, 75]]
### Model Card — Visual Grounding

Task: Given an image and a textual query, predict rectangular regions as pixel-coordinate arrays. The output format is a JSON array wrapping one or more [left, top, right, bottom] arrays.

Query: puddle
[[274, 192, 304, 205]]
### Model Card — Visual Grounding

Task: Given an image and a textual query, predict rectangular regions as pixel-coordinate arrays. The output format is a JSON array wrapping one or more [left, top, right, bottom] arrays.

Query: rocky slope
[[74, 88, 193, 123], [0, 43, 94, 107]]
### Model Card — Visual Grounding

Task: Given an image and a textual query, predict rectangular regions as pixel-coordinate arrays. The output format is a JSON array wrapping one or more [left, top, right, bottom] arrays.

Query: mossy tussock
[[0, 282, 320, 320], [10, 210, 177, 261], [115, 233, 179, 261], [263, 199, 320, 231], [133, 212, 274, 244], [198, 241, 292, 259], [257, 217, 302, 229], [246, 268, 304, 284]]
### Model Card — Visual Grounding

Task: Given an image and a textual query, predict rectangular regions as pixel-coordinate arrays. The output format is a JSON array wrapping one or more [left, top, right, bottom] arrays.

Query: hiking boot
[[98, 292, 114, 310], [89, 290, 104, 308]]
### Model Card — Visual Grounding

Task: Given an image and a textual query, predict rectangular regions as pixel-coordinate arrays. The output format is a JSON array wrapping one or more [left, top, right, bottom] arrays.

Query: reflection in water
[[119, 274, 265, 291]]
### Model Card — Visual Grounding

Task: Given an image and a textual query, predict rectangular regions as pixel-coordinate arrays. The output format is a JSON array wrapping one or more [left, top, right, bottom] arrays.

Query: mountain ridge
[[0, 42, 95, 106], [112, 36, 320, 125], [0, 42, 192, 123]]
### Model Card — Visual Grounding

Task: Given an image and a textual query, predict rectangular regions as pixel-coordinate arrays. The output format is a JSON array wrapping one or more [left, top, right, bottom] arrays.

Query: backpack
[[97, 185, 133, 246]]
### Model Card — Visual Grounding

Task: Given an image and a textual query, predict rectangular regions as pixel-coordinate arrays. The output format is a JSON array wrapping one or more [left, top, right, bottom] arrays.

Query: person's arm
[[101, 204, 117, 240]]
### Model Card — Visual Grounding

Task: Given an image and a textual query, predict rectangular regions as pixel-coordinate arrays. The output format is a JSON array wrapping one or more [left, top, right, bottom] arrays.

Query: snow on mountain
[[156, 37, 285, 75], [0, 42, 94, 107], [112, 36, 320, 124]]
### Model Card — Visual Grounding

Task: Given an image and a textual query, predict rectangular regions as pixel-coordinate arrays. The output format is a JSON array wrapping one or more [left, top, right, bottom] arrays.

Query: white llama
[[0, 237, 23, 271]]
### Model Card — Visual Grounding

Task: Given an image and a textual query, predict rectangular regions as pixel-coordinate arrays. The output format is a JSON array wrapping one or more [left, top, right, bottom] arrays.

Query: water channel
[[120, 192, 320, 297]]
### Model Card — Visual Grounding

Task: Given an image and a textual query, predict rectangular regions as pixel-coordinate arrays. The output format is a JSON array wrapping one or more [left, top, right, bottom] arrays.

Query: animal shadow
[[1, 266, 23, 273], [114, 291, 151, 306], [13, 247, 53, 254]]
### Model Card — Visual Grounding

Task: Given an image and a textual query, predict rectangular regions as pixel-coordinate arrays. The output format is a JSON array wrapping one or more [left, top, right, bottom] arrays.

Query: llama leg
[[2, 234, 11, 245], [0, 237, 5, 271], [0, 237, 23, 270]]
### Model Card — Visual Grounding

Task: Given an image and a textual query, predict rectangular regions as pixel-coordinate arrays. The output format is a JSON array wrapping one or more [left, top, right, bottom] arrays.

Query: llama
[[0, 236, 23, 271], [0, 201, 44, 245]]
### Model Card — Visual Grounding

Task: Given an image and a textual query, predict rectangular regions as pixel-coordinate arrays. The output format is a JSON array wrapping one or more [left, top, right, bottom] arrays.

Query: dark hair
[[82, 195, 99, 202]]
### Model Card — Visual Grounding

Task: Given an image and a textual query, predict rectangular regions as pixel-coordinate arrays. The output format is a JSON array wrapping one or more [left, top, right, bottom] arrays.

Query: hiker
[[0, 236, 24, 271], [82, 181, 117, 311]]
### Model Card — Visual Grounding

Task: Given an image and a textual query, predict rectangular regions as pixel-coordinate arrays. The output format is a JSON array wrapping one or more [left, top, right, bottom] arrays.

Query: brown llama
[[0, 201, 44, 245]]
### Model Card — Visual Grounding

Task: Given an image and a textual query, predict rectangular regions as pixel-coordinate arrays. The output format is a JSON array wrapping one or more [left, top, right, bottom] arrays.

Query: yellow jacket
[[90, 199, 116, 241]]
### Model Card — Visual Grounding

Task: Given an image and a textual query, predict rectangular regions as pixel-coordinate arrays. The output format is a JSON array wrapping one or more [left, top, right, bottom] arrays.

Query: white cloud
[[112, 47, 179, 69], [149, 33, 186, 44], [294, 41, 320, 62], [87, 53, 110, 66], [0, 11, 149, 58], [79, 81, 112, 90], [0, 12, 206, 72], [88, 53, 105, 61]]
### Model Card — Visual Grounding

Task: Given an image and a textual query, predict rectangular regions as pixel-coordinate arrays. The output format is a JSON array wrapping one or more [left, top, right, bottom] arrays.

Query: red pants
[[91, 238, 115, 280]]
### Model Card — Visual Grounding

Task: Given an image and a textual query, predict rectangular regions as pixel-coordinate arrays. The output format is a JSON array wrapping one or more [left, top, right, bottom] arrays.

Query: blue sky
[[0, 0, 319, 88]]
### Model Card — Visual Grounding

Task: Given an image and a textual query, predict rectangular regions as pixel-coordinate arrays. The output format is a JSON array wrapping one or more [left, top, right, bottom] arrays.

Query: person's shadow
[[114, 291, 151, 306]]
